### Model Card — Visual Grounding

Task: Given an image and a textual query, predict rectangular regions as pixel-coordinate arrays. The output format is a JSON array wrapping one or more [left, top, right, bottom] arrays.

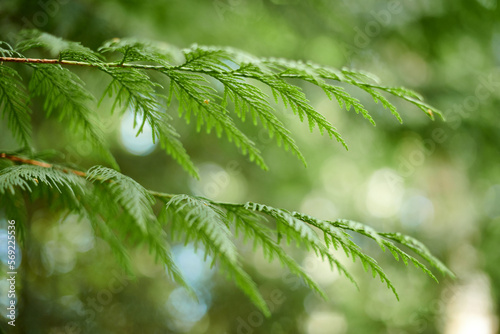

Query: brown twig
[[0, 153, 87, 177], [0, 153, 175, 199], [0, 56, 166, 70]]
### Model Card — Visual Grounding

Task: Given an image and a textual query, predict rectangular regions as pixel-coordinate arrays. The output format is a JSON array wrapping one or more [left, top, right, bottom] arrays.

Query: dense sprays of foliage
[[0, 30, 452, 316]]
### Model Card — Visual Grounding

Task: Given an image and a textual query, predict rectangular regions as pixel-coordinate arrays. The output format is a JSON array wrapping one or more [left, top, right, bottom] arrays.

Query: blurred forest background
[[1, 0, 500, 333]]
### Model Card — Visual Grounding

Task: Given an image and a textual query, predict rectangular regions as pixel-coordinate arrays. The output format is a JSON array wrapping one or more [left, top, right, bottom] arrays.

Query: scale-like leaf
[[0, 65, 31, 147], [213, 73, 306, 165], [225, 205, 327, 297], [244, 202, 359, 288], [0, 32, 453, 314], [87, 166, 155, 234], [165, 69, 267, 170], [165, 195, 271, 316], [0, 164, 84, 195], [29, 64, 117, 168], [101, 67, 198, 177], [16, 30, 103, 64], [380, 232, 455, 278], [99, 37, 181, 65]]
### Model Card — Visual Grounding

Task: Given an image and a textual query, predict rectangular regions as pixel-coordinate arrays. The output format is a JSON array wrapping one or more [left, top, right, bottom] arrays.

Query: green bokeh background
[[1, 0, 500, 333]]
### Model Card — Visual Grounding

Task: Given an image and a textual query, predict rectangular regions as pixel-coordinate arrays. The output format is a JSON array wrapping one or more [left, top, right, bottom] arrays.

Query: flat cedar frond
[[295, 213, 443, 293], [213, 72, 306, 165], [16, 30, 103, 64], [100, 66, 163, 119], [165, 69, 267, 169], [28, 64, 117, 168], [329, 219, 449, 280], [0, 41, 22, 57], [181, 45, 234, 72], [100, 66, 198, 177], [0, 161, 79, 245], [238, 202, 359, 290], [0, 65, 31, 147], [2, 31, 443, 169], [295, 214, 400, 297], [226, 206, 326, 297], [230, 64, 348, 148], [164, 195, 271, 316], [165, 195, 238, 265], [0, 31, 454, 316], [379, 232, 455, 278], [99, 38, 181, 65], [86, 181, 190, 289], [155, 113, 200, 179], [0, 164, 84, 195], [262, 58, 378, 125], [86, 166, 156, 234]]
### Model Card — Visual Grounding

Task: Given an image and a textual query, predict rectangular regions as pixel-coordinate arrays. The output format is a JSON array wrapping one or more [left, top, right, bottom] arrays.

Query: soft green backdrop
[[1, 0, 499, 333]]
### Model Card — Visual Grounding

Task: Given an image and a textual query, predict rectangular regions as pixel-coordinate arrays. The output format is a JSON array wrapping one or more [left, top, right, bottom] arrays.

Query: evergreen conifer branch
[[16, 30, 104, 65], [1, 30, 442, 168], [163, 194, 271, 316], [0, 65, 32, 148], [28, 64, 118, 168], [0, 153, 454, 311], [379, 232, 455, 278], [98, 66, 198, 177], [0, 155, 191, 291], [225, 205, 329, 296], [164, 69, 267, 169], [86, 166, 156, 234], [0, 163, 84, 196], [0, 31, 453, 316], [210, 72, 306, 165]]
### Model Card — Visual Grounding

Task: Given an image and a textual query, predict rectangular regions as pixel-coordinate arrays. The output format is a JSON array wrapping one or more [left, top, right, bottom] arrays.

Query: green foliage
[[0, 164, 84, 197], [29, 64, 117, 168], [99, 37, 179, 65], [164, 195, 270, 315], [167, 68, 267, 170], [0, 30, 453, 315], [86, 166, 156, 234], [214, 71, 305, 164], [100, 66, 197, 176], [16, 30, 104, 64], [0, 65, 31, 148]]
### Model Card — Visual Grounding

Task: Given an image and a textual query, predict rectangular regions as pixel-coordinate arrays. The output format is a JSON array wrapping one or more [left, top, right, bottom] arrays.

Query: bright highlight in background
[[164, 245, 215, 332], [120, 111, 157, 156], [445, 275, 498, 334], [172, 244, 215, 288], [366, 168, 404, 219], [399, 194, 434, 228]]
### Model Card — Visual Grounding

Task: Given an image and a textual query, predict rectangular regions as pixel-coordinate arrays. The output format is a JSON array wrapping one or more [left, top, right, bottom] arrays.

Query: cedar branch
[[0, 153, 87, 177]]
